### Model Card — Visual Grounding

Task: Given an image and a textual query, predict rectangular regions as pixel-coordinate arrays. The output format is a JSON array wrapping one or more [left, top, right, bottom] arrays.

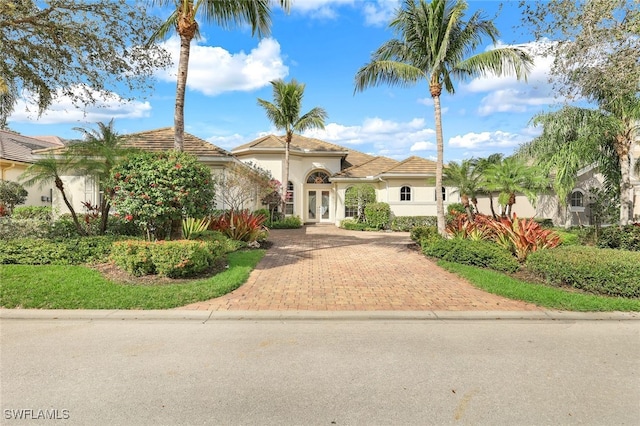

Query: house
[[0, 129, 65, 209], [231, 133, 459, 224]]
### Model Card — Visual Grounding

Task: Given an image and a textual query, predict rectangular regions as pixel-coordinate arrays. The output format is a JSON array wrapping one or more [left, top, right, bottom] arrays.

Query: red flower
[[125, 214, 134, 221], [175, 163, 182, 169]]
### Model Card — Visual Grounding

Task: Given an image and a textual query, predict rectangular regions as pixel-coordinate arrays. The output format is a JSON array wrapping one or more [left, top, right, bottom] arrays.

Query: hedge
[[526, 246, 640, 298], [422, 238, 520, 273], [390, 216, 437, 232], [597, 225, 640, 251], [0, 237, 118, 265]]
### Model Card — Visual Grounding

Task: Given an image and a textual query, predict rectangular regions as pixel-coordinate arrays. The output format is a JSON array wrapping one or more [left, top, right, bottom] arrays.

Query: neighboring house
[[0, 129, 65, 209], [232, 134, 459, 224]]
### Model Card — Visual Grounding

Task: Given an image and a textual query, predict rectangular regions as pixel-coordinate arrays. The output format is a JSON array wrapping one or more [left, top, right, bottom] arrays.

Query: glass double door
[[307, 190, 330, 222]]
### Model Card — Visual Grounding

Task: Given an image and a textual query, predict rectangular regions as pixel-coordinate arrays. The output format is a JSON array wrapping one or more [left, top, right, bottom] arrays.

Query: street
[[1, 315, 638, 425]]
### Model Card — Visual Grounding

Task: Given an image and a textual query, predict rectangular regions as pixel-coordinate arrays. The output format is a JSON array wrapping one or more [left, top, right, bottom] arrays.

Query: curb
[[0, 309, 638, 321]]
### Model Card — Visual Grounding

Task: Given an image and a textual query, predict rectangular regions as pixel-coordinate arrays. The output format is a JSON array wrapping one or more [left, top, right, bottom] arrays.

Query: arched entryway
[[305, 170, 332, 223]]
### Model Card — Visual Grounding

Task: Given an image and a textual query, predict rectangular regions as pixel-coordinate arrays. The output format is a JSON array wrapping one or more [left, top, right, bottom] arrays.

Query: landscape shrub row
[[596, 224, 640, 251], [390, 216, 437, 232], [526, 246, 640, 298], [0, 236, 119, 265], [111, 239, 228, 278], [421, 237, 520, 273], [266, 215, 302, 229]]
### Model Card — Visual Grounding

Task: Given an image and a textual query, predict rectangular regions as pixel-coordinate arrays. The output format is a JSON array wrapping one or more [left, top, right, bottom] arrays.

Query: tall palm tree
[[354, 0, 532, 235], [257, 79, 327, 213], [70, 120, 139, 234], [149, 0, 290, 151], [475, 153, 503, 219], [483, 156, 548, 219], [19, 156, 87, 236], [443, 159, 481, 221]]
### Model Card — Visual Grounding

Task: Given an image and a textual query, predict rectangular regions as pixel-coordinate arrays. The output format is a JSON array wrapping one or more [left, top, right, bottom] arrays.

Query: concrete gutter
[[0, 309, 637, 321]]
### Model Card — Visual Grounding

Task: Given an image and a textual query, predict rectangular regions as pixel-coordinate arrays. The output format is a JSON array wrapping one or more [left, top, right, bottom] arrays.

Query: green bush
[[597, 225, 640, 251], [526, 246, 640, 298], [267, 215, 302, 229], [0, 236, 117, 265], [12, 206, 52, 220], [554, 229, 581, 246], [0, 217, 51, 240], [191, 230, 240, 255], [340, 219, 374, 231], [149, 240, 214, 278], [410, 225, 440, 244], [111, 240, 155, 276], [390, 216, 437, 231], [422, 238, 520, 273], [364, 202, 391, 230]]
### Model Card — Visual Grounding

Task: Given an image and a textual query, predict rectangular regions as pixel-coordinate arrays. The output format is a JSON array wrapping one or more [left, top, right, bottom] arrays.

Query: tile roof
[[381, 156, 437, 175], [123, 127, 232, 157], [232, 134, 374, 169], [333, 156, 399, 178], [0, 130, 64, 164]]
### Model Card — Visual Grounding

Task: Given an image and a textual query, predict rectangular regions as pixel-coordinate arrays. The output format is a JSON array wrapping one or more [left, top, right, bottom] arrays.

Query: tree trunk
[[461, 194, 473, 222], [281, 132, 292, 215], [174, 7, 197, 152], [617, 137, 632, 225], [488, 192, 497, 219], [431, 83, 445, 236], [55, 177, 87, 237]]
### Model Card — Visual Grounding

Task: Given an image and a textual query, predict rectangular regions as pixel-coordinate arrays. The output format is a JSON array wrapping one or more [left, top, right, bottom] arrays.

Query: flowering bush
[[209, 210, 267, 242]]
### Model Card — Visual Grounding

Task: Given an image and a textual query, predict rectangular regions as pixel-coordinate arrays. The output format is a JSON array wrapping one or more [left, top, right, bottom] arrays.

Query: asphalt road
[[1, 315, 638, 425]]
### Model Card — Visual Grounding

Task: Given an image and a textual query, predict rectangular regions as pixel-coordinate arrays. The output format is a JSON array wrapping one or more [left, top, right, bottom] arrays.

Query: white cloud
[[157, 37, 288, 96], [303, 116, 436, 159], [289, 0, 354, 19], [206, 134, 246, 151], [448, 130, 532, 150], [363, 0, 398, 26], [9, 86, 151, 124]]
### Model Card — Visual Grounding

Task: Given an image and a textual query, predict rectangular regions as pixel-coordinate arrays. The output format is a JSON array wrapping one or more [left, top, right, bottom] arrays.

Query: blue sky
[[8, 0, 565, 163]]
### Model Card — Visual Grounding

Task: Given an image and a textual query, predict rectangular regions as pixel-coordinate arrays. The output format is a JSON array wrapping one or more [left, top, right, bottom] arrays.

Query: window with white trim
[[400, 186, 411, 201], [285, 181, 294, 215]]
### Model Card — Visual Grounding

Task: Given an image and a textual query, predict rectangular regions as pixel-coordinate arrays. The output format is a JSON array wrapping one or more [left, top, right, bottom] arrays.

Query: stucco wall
[[1, 163, 54, 210]]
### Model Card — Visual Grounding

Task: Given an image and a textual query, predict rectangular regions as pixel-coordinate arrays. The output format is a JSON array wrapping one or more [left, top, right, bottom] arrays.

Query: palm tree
[[19, 156, 87, 236], [482, 156, 548, 219], [443, 159, 481, 221], [69, 120, 139, 234], [354, 0, 532, 235], [257, 79, 327, 214], [475, 153, 503, 219], [149, 0, 290, 151]]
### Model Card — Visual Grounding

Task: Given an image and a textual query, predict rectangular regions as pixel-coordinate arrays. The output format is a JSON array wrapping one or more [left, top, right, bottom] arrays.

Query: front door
[[307, 190, 330, 223]]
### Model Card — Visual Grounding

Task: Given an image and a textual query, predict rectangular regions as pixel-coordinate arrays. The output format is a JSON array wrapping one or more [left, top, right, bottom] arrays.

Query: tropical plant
[[482, 156, 548, 219], [68, 119, 139, 234], [209, 210, 267, 242], [474, 153, 503, 219], [182, 216, 211, 240], [354, 0, 532, 235], [20, 155, 86, 236], [149, 0, 290, 150], [257, 79, 327, 213], [109, 151, 216, 241], [344, 184, 376, 222], [444, 159, 481, 221], [484, 215, 561, 262], [0, 181, 27, 214]]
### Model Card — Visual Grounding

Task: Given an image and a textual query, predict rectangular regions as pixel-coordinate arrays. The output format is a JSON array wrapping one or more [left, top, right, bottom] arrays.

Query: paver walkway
[[181, 225, 541, 311]]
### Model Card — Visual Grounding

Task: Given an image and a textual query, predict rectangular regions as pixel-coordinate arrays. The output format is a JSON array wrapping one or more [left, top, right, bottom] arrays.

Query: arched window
[[400, 186, 411, 201], [285, 181, 294, 215], [306, 170, 330, 184], [570, 191, 583, 208]]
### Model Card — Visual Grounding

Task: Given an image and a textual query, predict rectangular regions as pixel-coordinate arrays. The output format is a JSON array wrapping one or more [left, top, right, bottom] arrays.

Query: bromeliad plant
[[182, 216, 211, 240], [209, 210, 267, 242], [447, 213, 561, 262]]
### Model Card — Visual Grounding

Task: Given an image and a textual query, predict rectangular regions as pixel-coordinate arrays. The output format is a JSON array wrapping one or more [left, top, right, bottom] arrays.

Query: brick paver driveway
[[182, 225, 541, 311]]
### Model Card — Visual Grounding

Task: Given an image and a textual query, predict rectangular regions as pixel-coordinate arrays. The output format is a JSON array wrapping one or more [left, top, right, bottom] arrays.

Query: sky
[[8, 0, 569, 164]]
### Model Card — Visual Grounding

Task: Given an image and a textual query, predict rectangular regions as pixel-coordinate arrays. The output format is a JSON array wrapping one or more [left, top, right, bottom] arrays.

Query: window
[[570, 191, 583, 208], [285, 181, 294, 215], [306, 171, 330, 184], [400, 186, 411, 201], [435, 187, 446, 201]]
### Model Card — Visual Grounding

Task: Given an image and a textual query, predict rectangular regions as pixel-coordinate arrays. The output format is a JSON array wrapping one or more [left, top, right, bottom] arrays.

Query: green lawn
[[0, 250, 264, 309], [439, 260, 640, 312]]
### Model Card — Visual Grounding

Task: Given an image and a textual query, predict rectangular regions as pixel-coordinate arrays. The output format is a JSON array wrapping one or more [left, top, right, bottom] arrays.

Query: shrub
[[340, 219, 373, 231], [267, 215, 302, 229], [597, 224, 640, 251], [410, 225, 440, 244], [12, 206, 52, 220], [390, 216, 437, 231], [0, 236, 117, 265], [0, 217, 51, 240], [190, 230, 240, 255], [526, 246, 640, 298], [484, 215, 561, 262], [209, 210, 267, 242], [364, 202, 390, 230], [149, 240, 214, 278], [111, 240, 155, 276], [422, 238, 520, 273], [554, 229, 581, 246]]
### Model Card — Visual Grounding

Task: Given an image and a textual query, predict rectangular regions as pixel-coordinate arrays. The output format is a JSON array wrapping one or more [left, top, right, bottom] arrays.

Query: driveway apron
[[181, 226, 541, 311]]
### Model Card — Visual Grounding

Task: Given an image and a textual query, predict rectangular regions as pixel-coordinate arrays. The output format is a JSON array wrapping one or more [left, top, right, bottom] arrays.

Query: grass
[[439, 260, 640, 312], [0, 250, 264, 309]]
